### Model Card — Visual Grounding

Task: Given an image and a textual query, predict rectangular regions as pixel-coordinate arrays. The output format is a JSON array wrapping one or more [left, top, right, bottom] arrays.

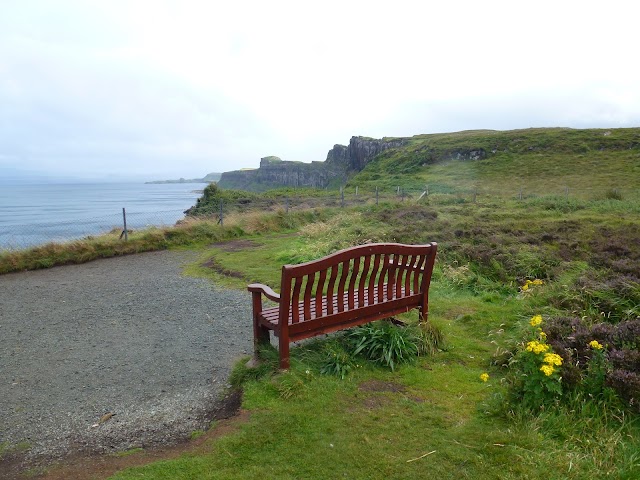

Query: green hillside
[[351, 128, 640, 198], [3, 127, 639, 479]]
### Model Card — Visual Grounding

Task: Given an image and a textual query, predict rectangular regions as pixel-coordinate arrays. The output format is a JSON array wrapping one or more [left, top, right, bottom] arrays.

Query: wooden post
[[285, 197, 289, 214], [219, 199, 224, 226], [397, 186, 400, 195], [341, 187, 345, 207], [565, 186, 569, 199], [426, 185, 429, 196], [355, 186, 359, 197], [519, 188, 523, 200], [122, 208, 128, 241]]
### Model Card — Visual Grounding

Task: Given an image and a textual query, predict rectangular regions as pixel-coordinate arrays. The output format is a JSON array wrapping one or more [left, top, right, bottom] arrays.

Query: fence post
[[355, 186, 359, 197], [565, 186, 569, 199], [376, 186, 379, 205], [285, 197, 289, 214], [426, 185, 429, 196], [519, 188, 523, 201], [219, 199, 224, 226], [341, 187, 345, 207], [122, 207, 128, 241]]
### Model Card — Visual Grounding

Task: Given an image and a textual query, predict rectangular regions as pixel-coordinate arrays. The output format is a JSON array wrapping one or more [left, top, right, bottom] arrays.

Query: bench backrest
[[278, 242, 437, 327]]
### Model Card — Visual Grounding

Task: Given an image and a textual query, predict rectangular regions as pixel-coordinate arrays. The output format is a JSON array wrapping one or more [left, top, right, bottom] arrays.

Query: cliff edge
[[217, 136, 407, 191]]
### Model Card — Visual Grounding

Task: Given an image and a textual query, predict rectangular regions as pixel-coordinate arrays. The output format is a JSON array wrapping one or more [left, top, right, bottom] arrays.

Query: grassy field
[[3, 128, 639, 479], [106, 191, 639, 479]]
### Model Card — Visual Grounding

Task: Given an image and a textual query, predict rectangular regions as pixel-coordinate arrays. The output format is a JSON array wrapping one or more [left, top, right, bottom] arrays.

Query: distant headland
[[145, 172, 221, 184]]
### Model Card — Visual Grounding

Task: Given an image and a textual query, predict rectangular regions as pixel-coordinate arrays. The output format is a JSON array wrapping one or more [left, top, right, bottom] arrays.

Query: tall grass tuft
[[349, 321, 418, 371]]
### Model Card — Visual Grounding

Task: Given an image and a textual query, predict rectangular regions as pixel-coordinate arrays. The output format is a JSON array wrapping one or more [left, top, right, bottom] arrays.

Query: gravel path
[[0, 250, 253, 473]]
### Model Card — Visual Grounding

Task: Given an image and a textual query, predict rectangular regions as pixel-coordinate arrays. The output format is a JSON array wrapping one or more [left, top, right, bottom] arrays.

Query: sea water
[[0, 182, 205, 249]]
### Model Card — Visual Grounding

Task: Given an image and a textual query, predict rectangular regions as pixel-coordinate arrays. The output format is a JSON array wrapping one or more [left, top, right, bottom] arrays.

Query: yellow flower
[[543, 353, 563, 366], [480, 373, 489, 382], [530, 315, 543, 327], [521, 283, 529, 291], [539, 331, 547, 340], [540, 364, 555, 376], [589, 340, 603, 350], [526, 340, 550, 354], [532, 279, 544, 285]]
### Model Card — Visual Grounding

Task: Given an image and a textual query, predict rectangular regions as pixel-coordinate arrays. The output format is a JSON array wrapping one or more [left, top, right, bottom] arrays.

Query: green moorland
[[1, 128, 639, 479]]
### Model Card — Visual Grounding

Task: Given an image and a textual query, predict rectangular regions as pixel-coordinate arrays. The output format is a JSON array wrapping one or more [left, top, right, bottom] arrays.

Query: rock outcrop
[[218, 156, 341, 191], [218, 136, 408, 191]]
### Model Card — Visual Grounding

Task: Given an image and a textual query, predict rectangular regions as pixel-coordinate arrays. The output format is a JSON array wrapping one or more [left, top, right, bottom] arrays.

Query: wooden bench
[[248, 242, 437, 369]]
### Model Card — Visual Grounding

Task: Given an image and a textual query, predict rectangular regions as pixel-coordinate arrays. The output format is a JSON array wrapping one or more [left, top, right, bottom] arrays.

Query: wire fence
[[0, 209, 189, 251], [2, 184, 637, 251]]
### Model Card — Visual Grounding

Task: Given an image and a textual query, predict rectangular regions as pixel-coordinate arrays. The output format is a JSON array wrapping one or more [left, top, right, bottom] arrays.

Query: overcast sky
[[1, 0, 639, 182]]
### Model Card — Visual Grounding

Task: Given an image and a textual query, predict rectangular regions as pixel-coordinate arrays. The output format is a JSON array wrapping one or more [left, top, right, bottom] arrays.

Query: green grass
[[106, 190, 639, 479], [3, 127, 639, 478], [350, 127, 640, 200], [108, 290, 640, 479]]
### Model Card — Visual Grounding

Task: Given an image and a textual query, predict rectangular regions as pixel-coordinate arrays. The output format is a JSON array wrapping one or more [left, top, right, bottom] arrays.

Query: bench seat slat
[[258, 285, 410, 326]]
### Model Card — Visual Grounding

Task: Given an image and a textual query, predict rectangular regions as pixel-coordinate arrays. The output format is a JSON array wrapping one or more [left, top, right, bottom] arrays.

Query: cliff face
[[218, 157, 342, 191], [218, 136, 407, 191], [344, 137, 408, 171]]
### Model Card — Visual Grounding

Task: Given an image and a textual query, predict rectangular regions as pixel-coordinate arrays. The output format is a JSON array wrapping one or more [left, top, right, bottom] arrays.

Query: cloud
[[1, 0, 639, 181]]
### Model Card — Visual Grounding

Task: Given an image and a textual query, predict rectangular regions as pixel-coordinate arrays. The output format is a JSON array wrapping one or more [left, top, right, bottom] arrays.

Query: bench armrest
[[247, 283, 281, 303]]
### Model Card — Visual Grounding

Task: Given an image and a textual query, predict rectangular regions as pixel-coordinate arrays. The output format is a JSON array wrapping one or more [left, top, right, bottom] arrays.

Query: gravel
[[0, 250, 253, 472]]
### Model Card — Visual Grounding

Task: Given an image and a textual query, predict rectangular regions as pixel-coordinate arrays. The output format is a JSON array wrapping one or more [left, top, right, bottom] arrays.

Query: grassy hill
[[351, 128, 640, 198], [3, 128, 640, 479]]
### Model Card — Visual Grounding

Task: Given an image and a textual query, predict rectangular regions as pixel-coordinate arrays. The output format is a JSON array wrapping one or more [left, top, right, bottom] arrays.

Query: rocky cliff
[[218, 136, 408, 191]]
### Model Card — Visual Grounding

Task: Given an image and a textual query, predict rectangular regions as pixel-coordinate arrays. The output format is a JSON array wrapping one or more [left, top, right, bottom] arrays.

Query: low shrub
[[320, 342, 355, 379], [503, 315, 564, 411], [348, 321, 418, 372], [545, 316, 640, 411]]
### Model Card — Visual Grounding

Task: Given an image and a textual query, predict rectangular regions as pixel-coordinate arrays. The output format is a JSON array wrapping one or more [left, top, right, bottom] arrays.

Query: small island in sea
[[145, 172, 221, 184]]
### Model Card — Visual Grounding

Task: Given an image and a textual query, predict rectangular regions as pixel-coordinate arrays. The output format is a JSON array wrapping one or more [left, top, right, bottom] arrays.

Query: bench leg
[[252, 292, 270, 360], [253, 319, 271, 355], [278, 331, 290, 370]]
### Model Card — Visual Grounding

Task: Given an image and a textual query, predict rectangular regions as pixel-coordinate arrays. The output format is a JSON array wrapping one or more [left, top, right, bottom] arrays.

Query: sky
[[1, 0, 639, 182]]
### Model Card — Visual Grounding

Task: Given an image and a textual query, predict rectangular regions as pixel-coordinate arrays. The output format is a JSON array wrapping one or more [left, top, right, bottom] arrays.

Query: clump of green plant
[[503, 315, 564, 411], [228, 345, 279, 387], [271, 371, 308, 399], [604, 188, 624, 200], [544, 316, 640, 411], [278, 211, 389, 264], [348, 321, 418, 371], [415, 320, 446, 355], [320, 342, 355, 379]]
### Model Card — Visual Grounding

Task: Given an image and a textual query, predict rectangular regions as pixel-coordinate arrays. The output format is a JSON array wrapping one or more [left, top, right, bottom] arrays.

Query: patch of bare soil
[[208, 239, 262, 252], [201, 258, 248, 280], [358, 380, 407, 393]]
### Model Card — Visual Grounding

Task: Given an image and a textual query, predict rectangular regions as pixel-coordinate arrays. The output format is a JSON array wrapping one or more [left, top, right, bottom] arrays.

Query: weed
[[349, 321, 418, 371], [228, 346, 279, 387], [320, 342, 355, 379], [415, 320, 446, 355]]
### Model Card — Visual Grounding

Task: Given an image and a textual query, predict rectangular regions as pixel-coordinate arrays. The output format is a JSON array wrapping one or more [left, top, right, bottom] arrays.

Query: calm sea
[[0, 182, 205, 249]]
